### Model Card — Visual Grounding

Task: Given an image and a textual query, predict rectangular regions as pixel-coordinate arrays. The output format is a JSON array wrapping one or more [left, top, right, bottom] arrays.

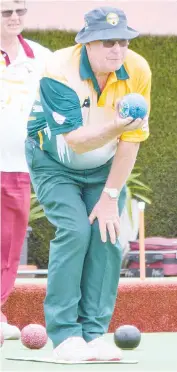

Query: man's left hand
[[89, 193, 120, 244]]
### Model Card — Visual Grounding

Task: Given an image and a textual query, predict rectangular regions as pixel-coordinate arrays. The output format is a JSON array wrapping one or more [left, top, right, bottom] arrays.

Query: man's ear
[[85, 43, 91, 51]]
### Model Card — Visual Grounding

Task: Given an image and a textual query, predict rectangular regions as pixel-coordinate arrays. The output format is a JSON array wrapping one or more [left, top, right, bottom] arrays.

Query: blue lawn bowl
[[119, 93, 148, 120]]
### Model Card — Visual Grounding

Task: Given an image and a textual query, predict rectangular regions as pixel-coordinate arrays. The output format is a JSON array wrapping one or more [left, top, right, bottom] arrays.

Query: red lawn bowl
[[21, 324, 48, 349]]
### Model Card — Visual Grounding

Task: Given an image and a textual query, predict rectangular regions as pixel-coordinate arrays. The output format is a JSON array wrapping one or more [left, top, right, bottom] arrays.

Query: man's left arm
[[89, 140, 140, 245], [89, 61, 152, 244], [103, 140, 140, 190]]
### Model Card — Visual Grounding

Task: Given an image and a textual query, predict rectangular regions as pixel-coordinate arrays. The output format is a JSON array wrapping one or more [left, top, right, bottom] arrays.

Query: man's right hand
[[115, 115, 147, 135]]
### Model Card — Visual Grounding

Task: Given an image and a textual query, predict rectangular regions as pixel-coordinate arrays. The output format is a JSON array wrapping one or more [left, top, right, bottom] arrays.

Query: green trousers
[[25, 138, 127, 348]]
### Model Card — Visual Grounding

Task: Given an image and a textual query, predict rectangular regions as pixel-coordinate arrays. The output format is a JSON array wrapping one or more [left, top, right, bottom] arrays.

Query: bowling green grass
[[1, 332, 177, 371], [22, 31, 177, 268]]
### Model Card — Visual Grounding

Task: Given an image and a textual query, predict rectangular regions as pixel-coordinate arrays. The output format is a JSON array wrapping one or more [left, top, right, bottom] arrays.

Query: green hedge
[[23, 30, 177, 268]]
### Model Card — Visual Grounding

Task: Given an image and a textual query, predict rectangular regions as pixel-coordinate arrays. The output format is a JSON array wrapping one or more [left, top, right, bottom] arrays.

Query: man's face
[[86, 39, 129, 73], [0, 1, 27, 38]]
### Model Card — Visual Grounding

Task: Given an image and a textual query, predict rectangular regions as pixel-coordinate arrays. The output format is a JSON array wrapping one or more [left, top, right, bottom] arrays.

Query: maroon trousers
[[1, 172, 31, 318]]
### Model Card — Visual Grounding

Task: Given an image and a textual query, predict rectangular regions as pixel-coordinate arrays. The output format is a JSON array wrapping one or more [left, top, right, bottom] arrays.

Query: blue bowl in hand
[[118, 93, 148, 120]]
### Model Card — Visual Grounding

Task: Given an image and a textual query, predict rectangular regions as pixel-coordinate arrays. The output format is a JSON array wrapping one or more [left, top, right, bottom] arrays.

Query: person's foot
[[88, 337, 123, 361], [0, 322, 21, 340], [53, 336, 96, 361]]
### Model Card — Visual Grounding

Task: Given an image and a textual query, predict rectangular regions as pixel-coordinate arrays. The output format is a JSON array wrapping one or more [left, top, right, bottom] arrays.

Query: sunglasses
[[102, 40, 129, 48], [1, 8, 27, 18]]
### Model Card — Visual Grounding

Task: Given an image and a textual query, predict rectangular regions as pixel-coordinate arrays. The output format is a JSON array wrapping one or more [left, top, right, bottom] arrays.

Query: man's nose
[[10, 11, 19, 20], [112, 42, 122, 52]]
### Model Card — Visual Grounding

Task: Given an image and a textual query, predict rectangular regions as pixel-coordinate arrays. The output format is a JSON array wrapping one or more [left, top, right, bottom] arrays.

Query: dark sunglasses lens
[[119, 40, 128, 47], [16, 8, 27, 16], [1, 10, 13, 17], [103, 40, 115, 48]]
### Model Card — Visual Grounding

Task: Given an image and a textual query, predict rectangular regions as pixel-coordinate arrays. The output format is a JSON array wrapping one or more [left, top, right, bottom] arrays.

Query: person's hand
[[88, 193, 120, 244], [116, 115, 149, 134]]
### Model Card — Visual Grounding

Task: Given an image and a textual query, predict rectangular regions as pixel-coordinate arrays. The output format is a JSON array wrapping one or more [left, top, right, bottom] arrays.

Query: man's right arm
[[63, 116, 144, 154], [39, 75, 144, 154]]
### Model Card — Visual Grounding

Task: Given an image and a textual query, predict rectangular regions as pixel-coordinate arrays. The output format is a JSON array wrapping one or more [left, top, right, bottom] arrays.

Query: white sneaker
[[88, 337, 123, 361], [0, 322, 21, 340], [53, 336, 96, 362]]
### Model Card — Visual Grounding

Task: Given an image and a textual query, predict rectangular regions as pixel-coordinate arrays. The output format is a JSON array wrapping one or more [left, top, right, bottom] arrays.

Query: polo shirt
[[0, 35, 51, 172], [28, 44, 151, 170]]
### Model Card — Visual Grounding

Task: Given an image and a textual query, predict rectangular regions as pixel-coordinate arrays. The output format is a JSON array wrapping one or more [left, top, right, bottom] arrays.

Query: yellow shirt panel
[[120, 49, 152, 142]]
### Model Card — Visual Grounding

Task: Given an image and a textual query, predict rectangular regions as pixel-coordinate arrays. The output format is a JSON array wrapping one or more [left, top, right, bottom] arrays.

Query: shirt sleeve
[[120, 63, 152, 143], [39, 77, 83, 135]]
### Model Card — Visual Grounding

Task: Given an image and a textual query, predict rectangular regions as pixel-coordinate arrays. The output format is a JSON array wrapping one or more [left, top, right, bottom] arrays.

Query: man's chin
[[106, 61, 122, 72], [6, 27, 23, 36]]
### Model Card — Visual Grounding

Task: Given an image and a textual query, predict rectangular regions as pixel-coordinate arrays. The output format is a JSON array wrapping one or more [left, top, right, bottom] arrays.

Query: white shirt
[[0, 38, 51, 172]]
